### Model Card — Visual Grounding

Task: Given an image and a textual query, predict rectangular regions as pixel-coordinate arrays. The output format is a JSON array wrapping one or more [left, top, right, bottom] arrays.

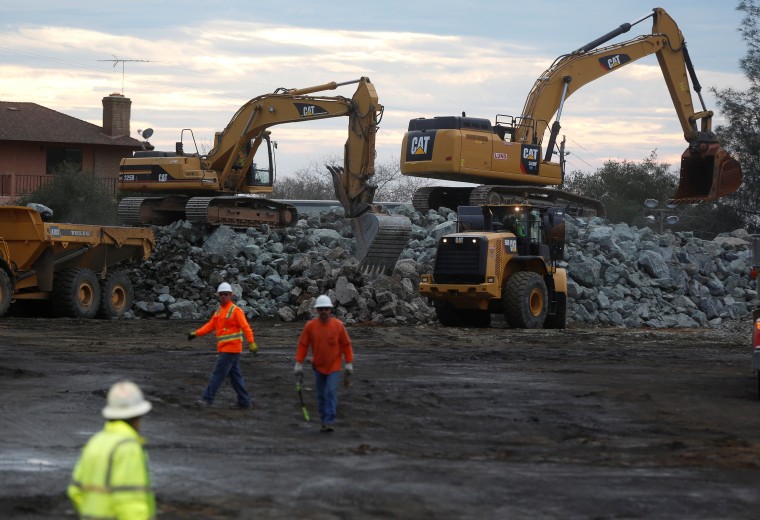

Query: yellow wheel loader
[[420, 195, 604, 329]]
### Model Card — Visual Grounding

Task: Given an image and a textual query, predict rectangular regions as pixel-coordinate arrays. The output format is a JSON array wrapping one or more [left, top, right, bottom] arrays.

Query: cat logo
[[405, 131, 436, 162], [598, 53, 631, 71], [294, 102, 329, 118], [411, 135, 431, 155], [520, 144, 540, 175]]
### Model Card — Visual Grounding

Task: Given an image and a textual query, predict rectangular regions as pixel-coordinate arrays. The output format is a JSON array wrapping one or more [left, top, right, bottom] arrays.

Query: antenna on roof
[[97, 55, 151, 94]]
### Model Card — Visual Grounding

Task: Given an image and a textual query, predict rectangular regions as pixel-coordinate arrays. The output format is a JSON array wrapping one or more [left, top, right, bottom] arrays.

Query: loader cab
[[460, 204, 557, 260]]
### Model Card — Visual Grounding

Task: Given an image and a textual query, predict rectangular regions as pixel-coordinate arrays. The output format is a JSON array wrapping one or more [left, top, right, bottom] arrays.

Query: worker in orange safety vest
[[188, 282, 257, 409]]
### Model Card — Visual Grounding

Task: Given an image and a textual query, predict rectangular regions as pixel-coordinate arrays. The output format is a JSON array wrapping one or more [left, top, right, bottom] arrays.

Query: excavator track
[[185, 196, 299, 228], [468, 186, 606, 217], [411, 185, 606, 217], [411, 186, 475, 213], [119, 196, 299, 228], [118, 196, 188, 226]]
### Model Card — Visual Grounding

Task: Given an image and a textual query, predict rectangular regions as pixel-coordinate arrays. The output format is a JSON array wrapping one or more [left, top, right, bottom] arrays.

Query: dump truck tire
[[503, 271, 548, 329], [98, 271, 133, 318], [0, 269, 11, 317], [544, 292, 567, 330], [52, 268, 101, 318]]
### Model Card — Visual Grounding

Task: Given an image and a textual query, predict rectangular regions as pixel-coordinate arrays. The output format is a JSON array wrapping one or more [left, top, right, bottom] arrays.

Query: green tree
[[712, 0, 760, 226], [565, 152, 744, 237], [271, 155, 434, 203], [564, 152, 678, 226], [15, 162, 119, 224]]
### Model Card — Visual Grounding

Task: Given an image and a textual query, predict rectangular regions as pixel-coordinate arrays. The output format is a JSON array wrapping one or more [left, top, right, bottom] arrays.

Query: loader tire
[[459, 309, 492, 328], [0, 269, 12, 317], [503, 271, 548, 329], [544, 292, 567, 330], [52, 268, 101, 318], [434, 301, 459, 327], [98, 271, 133, 318]]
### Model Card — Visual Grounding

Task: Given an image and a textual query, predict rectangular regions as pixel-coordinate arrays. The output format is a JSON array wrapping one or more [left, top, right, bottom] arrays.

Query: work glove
[[187, 331, 197, 341], [294, 362, 304, 375], [343, 363, 353, 389], [248, 342, 258, 355]]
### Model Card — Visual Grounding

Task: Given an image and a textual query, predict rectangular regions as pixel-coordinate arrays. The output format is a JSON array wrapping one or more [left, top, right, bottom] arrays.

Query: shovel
[[296, 372, 310, 422]]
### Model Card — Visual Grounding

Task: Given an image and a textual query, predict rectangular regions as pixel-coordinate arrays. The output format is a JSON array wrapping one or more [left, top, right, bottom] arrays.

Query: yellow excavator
[[118, 77, 411, 271], [401, 7, 742, 211]]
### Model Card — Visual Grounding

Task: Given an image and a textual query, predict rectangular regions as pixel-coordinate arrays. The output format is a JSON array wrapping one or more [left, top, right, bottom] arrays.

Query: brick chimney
[[102, 93, 131, 137]]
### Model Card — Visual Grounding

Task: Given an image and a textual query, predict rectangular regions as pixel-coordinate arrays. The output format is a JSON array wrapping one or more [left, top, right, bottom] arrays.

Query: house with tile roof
[[0, 93, 145, 200]]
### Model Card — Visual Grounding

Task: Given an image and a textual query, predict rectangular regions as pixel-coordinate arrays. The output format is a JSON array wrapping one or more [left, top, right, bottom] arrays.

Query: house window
[[46, 147, 82, 174]]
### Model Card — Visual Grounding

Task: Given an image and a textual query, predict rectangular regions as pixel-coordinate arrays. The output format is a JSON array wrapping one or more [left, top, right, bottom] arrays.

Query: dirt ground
[[1, 316, 760, 519]]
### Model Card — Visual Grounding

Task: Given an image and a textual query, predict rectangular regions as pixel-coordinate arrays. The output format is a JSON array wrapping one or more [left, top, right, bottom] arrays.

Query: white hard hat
[[217, 282, 233, 294], [314, 295, 333, 308], [102, 380, 152, 420]]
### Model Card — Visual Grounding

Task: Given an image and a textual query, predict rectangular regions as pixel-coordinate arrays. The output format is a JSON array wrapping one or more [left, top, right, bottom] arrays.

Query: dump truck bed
[[0, 206, 154, 274]]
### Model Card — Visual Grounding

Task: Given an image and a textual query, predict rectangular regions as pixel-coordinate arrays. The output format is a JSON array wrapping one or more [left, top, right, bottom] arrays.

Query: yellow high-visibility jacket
[[68, 420, 155, 520]]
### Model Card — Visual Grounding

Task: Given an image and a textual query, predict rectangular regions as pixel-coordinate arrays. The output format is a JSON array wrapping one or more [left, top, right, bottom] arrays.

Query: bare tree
[[272, 154, 435, 203]]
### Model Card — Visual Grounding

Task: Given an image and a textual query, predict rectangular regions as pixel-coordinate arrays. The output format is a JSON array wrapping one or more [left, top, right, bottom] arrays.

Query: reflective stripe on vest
[[218, 331, 244, 342]]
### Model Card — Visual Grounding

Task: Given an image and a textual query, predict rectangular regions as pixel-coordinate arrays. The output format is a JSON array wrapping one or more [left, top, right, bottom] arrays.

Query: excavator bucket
[[351, 212, 412, 274], [671, 143, 742, 203]]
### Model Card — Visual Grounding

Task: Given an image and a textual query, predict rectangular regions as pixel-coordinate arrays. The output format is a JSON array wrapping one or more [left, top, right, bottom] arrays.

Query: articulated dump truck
[[0, 206, 155, 318]]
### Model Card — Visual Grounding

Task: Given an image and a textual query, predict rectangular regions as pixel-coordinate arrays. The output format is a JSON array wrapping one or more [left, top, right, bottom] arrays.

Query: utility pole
[[97, 56, 150, 94]]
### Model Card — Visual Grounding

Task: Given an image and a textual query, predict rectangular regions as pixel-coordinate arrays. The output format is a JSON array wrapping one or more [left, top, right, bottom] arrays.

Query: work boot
[[194, 399, 212, 408], [228, 402, 252, 410], [320, 423, 335, 433]]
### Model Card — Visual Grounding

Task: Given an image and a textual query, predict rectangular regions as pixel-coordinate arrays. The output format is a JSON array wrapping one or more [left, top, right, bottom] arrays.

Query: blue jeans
[[314, 369, 341, 425], [202, 353, 250, 406]]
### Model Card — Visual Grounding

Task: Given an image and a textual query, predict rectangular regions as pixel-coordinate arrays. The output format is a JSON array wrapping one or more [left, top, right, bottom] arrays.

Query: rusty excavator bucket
[[670, 142, 743, 204]]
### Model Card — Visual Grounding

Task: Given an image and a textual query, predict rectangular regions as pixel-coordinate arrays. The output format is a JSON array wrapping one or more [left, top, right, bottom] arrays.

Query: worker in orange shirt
[[188, 282, 257, 409], [294, 295, 353, 432]]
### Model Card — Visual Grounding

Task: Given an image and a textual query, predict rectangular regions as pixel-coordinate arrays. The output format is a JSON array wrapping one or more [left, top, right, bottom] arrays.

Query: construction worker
[[68, 380, 155, 520], [294, 295, 354, 432], [188, 282, 257, 409]]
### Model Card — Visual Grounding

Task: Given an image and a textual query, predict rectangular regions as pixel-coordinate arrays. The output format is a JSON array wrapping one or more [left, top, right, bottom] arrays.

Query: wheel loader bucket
[[351, 212, 412, 274], [670, 143, 742, 203]]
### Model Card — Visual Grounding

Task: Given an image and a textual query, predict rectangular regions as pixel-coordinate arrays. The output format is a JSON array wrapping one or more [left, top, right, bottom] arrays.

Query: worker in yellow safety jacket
[[68, 380, 155, 520], [188, 281, 257, 409]]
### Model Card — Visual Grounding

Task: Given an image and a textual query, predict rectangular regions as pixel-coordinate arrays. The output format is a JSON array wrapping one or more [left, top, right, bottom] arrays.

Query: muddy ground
[[1, 316, 760, 519]]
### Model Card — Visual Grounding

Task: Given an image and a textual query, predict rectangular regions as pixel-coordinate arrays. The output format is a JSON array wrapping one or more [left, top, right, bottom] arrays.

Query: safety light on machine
[[754, 319, 760, 350], [442, 238, 448, 243]]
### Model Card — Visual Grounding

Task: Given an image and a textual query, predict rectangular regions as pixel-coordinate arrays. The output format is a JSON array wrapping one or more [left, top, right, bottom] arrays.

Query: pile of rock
[[128, 206, 440, 325], [127, 205, 756, 328], [564, 217, 754, 328]]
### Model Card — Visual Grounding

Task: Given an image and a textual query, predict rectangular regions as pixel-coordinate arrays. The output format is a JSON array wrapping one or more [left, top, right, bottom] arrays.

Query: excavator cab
[[672, 142, 743, 203]]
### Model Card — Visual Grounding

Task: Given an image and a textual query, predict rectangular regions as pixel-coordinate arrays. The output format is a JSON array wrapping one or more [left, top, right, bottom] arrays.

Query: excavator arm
[[204, 78, 378, 216], [517, 7, 741, 202]]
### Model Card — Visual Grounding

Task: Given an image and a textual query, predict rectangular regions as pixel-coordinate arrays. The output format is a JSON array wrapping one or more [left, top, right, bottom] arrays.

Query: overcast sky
[[0, 1, 749, 184]]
